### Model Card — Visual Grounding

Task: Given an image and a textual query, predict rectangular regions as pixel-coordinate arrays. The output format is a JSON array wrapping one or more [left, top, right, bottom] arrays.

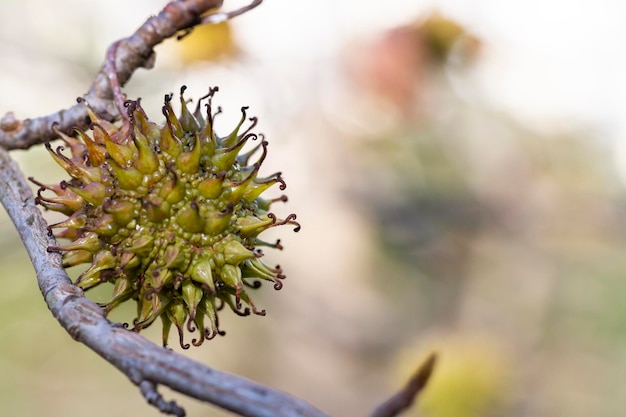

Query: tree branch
[[367, 353, 437, 417], [0, 0, 227, 151], [0, 145, 331, 417]]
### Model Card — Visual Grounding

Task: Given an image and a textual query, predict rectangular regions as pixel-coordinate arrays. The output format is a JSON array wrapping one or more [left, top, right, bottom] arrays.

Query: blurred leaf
[[176, 21, 238, 64]]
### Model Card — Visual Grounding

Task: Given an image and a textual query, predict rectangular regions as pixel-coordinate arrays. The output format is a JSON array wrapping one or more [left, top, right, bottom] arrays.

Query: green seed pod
[[33, 87, 300, 348], [104, 199, 138, 227]]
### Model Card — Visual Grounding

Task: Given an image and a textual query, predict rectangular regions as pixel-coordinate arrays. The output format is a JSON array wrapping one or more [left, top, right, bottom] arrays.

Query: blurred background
[[1, 0, 626, 416]]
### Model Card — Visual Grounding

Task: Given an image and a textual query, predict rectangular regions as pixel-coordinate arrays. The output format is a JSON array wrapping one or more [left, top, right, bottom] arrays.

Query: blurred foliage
[[175, 21, 239, 64], [396, 335, 511, 417], [420, 13, 481, 65], [340, 12, 626, 417]]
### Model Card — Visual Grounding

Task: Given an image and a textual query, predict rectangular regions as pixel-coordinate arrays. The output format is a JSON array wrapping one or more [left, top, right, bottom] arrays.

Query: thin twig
[[104, 40, 129, 119], [202, 0, 262, 24], [368, 353, 437, 417], [0, 146, 330, 417], [0, 0, 227, 150]]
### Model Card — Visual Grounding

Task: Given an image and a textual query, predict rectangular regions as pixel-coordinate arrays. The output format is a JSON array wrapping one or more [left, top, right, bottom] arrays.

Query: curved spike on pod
[[163, 243, 188, 271], [176, 200, 205, 234], [217, 292, 250, 317], [160, 111, 183, 159], [179, 86, 202, 133], [241, 257, 279, 282], [74, 269, 104, 290], [254, 171, 287, 191], [163, 93, 184, 139], [175, 133, 201, 174], [197, 171, 226, 200], [158, 167, 187, 204], [224, 133, 258, 155], [132, 127, 159, 175], [82, 98, 119, 137], [238, 116, 258, 142], [254, 238, 284, 250], [166, 301, 190, 349], [243, 280, 263, 289], [29, 177, 61, 194], [236, 290, 266, 316], [222, 113, 258, 151], [76, 127, 106, 167], [48, 232, 101, 253], [88, 213, 119, 238], [189, 256, 216, 293], [236, 139, 264, 167], [234, 214, 275, 238], [62, 249, 93, 268], [144, 196, 171, 223], [279, 213, 300, 232], [149, 267, 174, 289], [35, 188, 84, 215], [34, 194, 74, 216], [45, 142, 102, 184], [131, 101, 161, 141], [211, 133, 258, 172], [119, 250, 140, 270], [194, 86, 219, 128], [201, 102, 221, 155], [75, 250, 116, 290], [220, 264, 244, 297], [258, 213, 301, 233], [103, 277, 134, 314], [198, 132, 216, 160], [199, 294, 223, 339], [48, 210, 87, 231], [126, 234, 155, 258], [181, 280, 203, 324], [52, 123, 86, 159], [92, 123, 136, 167], [227, 141, 266, 187], [66, 182, 107, 207], [222, 166, 259, 205], [189, 311, 208, 347], [272, 273, 286, 291], [255, 194, 288, 211], [219, 106, 249, 149], [103, 199, 138, 227], [160, 313, 173, 347], [54, 228, 79, 241], [240, 139, 268, 173], [211, 105, 223, 126], [134, 291, 168, 334], [219, 239, 256, 266], [107, 159, 144, 190], [203, 204, 234, 235]]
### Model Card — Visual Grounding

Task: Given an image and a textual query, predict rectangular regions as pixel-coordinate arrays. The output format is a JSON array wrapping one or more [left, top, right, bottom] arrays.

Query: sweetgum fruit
[[32, 87, 299, 348]]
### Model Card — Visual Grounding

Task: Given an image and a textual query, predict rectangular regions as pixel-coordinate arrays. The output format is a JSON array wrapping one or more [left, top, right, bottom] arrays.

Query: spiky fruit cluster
[[32, 87, 299, 348]]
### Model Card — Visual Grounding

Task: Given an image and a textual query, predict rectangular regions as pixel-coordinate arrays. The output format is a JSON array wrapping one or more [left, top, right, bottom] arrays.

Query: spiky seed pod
[[33, 87, 299, 348]]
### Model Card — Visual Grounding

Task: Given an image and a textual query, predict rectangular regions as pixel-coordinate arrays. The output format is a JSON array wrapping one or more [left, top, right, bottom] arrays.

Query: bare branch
[[0, 146, 330, 417], [0, 0, 229, 150], [368, 353, 437, 417]]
